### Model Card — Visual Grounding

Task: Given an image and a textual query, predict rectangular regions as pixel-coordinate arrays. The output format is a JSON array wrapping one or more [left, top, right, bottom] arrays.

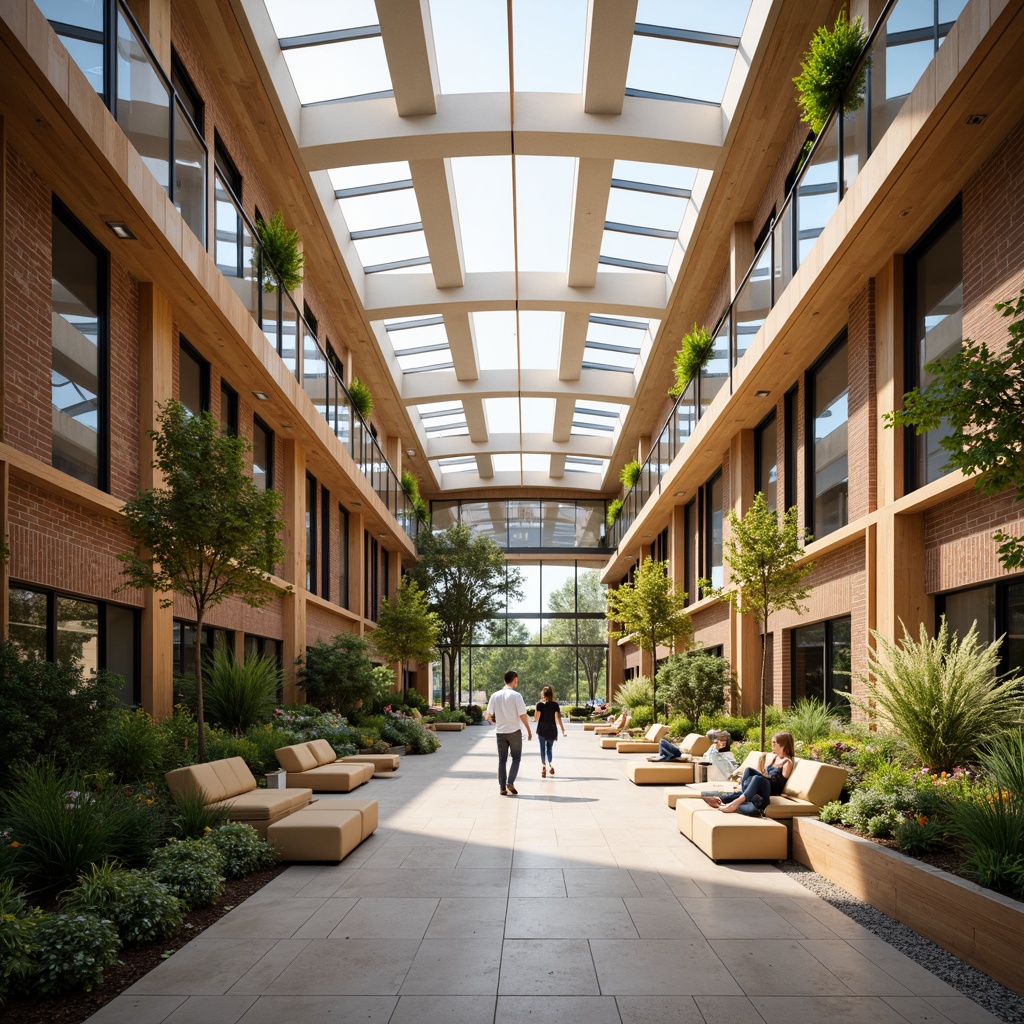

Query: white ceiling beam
[[552, 397, 576, 443], [567, 159, 613, 288], [424, 432, 611, 459], [399, 366, 635, 404], [583, 0, 638, 115], [409, 158, 465, 288], [463, 396, 488, 441], [299, 92, 723, 170], [558, 311, 590, 381], [548, 453, 566, 478], [435, 469, 604, 492], [443, 310, 479, 381], [376, 0, 438, 117]]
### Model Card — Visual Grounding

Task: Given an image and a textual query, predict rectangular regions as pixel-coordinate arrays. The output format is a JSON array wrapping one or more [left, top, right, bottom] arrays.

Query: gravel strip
[[778, 860, 1024, 1023]]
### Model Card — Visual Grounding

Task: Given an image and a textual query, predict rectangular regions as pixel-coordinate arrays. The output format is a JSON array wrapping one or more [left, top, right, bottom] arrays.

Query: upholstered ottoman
[[688, 810, 788, 862], [340, 753, 400, 774], [299, 798, 379, 840], [267, 807, 364, 862], [630, 762, 696, 785]]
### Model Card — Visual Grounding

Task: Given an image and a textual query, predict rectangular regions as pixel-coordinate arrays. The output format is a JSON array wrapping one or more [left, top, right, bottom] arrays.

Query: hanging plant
[[401, 469, 420, 502], [412, 495, 430, 525], [606, 498, 623, 529], [793, 10, 870, 136], [254, 209, 305, 293], [348, 377, 373, 419], [669, 323, 715, 397], [620, 460, 642, 490]]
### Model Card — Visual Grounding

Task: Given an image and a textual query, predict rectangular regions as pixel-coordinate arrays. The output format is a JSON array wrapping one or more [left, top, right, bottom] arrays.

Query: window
[[306, 474, 317, 592], [7, 584, 139, 704], [320, 486, 331, 601], [52, 201, 107, 489], [338, 504, 350, 609], [792, 616, 851, 716], [755, 412, 778, 512], [365, 533, 381, 621], [904, 200, 963, 490], [807, 334, 848, 538], [179, 337, 209, 415], [171, 51, 204, 135], [39, 0, 105, 96], [939, 578, 1024, 677], [173, 622, 233, 680], [253, 415, 273, 492], [684, 498, 698, 605], [214, 137, 244, 276], [704, 470, 723, 591], [784, 384, 798, 512], [220, 380, 238, 435]]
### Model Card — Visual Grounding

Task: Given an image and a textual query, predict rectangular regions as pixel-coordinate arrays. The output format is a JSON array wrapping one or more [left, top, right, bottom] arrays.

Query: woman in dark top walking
[[534, 685, 567, 777]]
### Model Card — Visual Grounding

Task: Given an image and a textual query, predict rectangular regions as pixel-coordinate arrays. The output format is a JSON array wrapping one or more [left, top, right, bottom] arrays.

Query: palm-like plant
[[613, 676, 654, 708], [203, 647, 281, 735], [784, 697, 839, 743]]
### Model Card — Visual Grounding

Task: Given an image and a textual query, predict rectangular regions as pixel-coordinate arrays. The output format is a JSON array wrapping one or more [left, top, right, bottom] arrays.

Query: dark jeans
[[722, 767, 772, 816], [651, 738, 682, 761], [538, 735, 555, 763], [496, 730, 523, 789]]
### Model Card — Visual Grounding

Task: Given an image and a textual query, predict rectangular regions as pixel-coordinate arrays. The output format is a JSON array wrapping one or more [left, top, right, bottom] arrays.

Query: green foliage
[[462, 704, 484, 724], [1, 762, 164, 895], [32, 912, 121, 995], [299, 632, 378, 716], [818, 800, 843, 825], [892, 815, 946, 856], [620, 460, 642, 489], [629, 705, 654, 730], [62, 863, 184, 944], [612, 676, 653, 709], [669, 323, 715, 397], [432, 708, 471, 724], [605, 498, 623, 528], [348, 376, 373, 419], [204, 734, 266, 775], [783, 697, 840, 743], [978, 728, 1024, 797], [206, 823, 276, 879], [606, 558, 692, 722], [657, 651, 730, 724], [854, 618, 1024, 773], [254, 208, 304, 292], [665, 715, 695, 739], [0, 640, 123, 787], [150, 838, 226, 909], [0, 879, 43, 1005], [886, 284, 1024, 570], [154, 706, 200, 772], [118, 399, 287, 762], [169, 786, 230, 840], [204, 647, 280, 735], [103, 708, 163, 783], [369, 576, 440, 692], [793, 10, 870, 134]]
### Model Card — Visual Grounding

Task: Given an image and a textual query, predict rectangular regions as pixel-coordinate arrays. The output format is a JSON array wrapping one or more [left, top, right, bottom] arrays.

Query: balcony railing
[[607, 0, 966, 549]]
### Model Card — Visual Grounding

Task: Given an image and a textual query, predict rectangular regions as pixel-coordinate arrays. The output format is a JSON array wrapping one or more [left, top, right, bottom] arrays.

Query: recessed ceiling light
[[755, 390, 770, 398], [405, 449, 416, 457], [105, 221, 135, 240], [351, 501, 362, 507], [280, 423, 293, 430], [252, 391, 269, 401]]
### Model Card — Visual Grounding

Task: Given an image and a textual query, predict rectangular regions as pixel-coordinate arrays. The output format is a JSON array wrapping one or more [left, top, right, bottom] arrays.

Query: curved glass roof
[[260, 0, 759, 491]]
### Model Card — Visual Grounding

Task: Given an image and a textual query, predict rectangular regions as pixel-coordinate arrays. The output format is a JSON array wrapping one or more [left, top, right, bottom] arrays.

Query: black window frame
[[754, 409, 778, 512], [791, 615, 852, 715], [253, 414, 274, 492], [306, 473, 318, 593], [320, 485, 331, 601], [784, 383, 798, 513], [220, 379, 238, 435], [178, 335, 210, 415], [170, 49, 204, 136], [338, 503, 350, 610], [804, 329, 849, 539]]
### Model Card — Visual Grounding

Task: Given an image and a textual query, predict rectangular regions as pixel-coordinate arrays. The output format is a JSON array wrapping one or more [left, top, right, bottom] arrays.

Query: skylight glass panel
[[520, 397, 555, 433], [512, 0, 586, 93], [330, 163, 411, 191], [605, 188, 687, 232], [484, 397, 521, 433], [521, 454, 550, 473], [627, 37, 735, 105], [515, 157, 574, 273], [430, 0, 510, 94], [572, 400, 626, 436], [616, 160, 696, 191], [451, 157, 514, 272], [417, 401, 468, 437], [337, 189, 420, 234], [474, 311, 518, 371], [600, 229, 673, 270], [583, 341, 639, 370], [518, 311, 561, 370], [491, 454, 522, 473], [265, 0, 378, 38], [438, 457, 477, 474], [350, 231, 429, 271], [635, 0, 750, 38], [564, 456, 605, 473]]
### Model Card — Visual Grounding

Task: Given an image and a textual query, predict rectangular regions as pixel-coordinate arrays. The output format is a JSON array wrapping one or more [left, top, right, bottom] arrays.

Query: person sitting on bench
[[702, 731, 795, 815], [706, 730, 739, 778]]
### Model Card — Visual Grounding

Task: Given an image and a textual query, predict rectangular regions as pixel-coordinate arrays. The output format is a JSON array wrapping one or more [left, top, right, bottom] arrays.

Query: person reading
[[702, 731, 795, 816]]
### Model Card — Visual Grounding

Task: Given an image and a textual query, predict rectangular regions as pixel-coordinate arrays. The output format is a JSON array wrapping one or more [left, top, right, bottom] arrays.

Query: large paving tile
[[847, 937, 963, 996], [561, 867, 642, 897], [509, 868, 566, 897], [424, 896, 508, 938], [235, 995, 398, 1023], [390, 995, 497, 1024], [590, 938, 742, 996], [800, 938, 916, 996], [81, 995, 188, 1023], [710, 938, 855, 996], [622, 896, 701, 939], [399, 937, 504, 995], [679, 896, 809, 939], [161, 995, 258, 1023], [126, 937, 281, 995], [201, 895, 327, 939], [895, 995, 1007, 1024], [505, 897, 638, 938], [262, 938, 421, 995], [328, 897, 439, 939], [291, 898, 359, 939], [618, 994, 764, 1024], [750, 994, 921, 1024], [495, 995, 622, 1023], [497, 939, 599, 995]]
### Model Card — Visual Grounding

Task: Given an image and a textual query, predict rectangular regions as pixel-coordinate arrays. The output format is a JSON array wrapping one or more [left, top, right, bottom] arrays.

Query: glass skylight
[[484, 397, 521, 434], [572, 401, 625, 437], [384, 317, 453, 374], [429, 0, 509, 94], [417, 402, 468, 438], [635, 0, 750, 40], [511, 0, 586, 93], [520, 397, 555, 433], [583, 316, 648, 372], [564, 456, 606, 474], [515, 157, 575, 273], [451, 157, 514, 273]]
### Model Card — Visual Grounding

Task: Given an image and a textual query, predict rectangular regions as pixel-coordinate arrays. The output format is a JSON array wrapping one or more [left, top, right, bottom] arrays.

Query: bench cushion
[[221, 788, 313, 821], [340, 753, 400, 772], [307, 738, 340, 766], [300, 798, 379, 840], [267, 808, 364, 862], [285, 763, 373, 792], [165, 757, 257, 803], [629, 762, 696, 785], [276, 743, 319, 773], [678, 733, 713, 759], [783, 758, 848, 805], [689, 810, 788, 861]]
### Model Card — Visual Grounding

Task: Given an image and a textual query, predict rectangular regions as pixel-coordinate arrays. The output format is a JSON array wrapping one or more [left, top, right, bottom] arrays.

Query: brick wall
[[847, 279, 876, 520]]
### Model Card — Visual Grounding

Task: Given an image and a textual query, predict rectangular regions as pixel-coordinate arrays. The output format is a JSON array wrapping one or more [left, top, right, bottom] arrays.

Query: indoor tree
[[118, 399, 286, 762], [368, 575, 439, 700], [605, 558, 693, 722]]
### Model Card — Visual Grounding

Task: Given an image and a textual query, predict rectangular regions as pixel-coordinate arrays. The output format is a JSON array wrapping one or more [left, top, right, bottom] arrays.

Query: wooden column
[[280, 438, 306, 703], [729, 430, 761, 714]]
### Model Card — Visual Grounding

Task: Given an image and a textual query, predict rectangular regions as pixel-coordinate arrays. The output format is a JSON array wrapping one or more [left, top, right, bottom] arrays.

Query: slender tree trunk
[[759, 616, 767, 751], [194, 612, 206, 763]]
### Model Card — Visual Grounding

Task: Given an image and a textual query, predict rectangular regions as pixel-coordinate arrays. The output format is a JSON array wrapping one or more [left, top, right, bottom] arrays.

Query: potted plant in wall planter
[[669, 323, 715, 397], [349, 377, 373, 420], [254, 209, 305, 293], [620, 460, 642, 490], [606, 498, 623, 529]]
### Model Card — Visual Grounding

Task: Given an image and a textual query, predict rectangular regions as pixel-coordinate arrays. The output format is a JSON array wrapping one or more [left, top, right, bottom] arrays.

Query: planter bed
[[792, 816, 1024, 995]]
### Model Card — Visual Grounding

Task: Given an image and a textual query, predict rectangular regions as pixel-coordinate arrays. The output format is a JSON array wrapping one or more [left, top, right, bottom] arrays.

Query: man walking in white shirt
[[485, 670, 533, 795]]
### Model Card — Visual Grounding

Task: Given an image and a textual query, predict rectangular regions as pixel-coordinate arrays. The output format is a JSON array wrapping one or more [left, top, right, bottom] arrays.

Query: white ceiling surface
[[247, 0, 770, 492]]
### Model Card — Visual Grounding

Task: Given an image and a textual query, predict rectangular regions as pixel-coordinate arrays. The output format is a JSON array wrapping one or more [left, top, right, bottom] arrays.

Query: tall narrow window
[[338, 504, 350, 609], [905, 201, 963, 490], [755, 412, 778, 512], [52, 202, 107, 489], [306, 474, 317, 592], [220, 380, 238, 435], [320, 486, 331, 601], [808, 334, 848, 538], [683, 498, 698, 605], [704, 471, 723, 590], [253, 416, 273, 492], [214, 138, 244, 276], [179, 337, 209, 415], [784, 384, 798, 512], [792, 616, 851, 715]]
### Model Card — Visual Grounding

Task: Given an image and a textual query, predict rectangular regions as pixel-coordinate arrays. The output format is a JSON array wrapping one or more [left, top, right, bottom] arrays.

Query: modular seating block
[[267, 807, 364, 862], [276, 740, 376, 792], [600, 736, 627, 749], [432, 722, 466, 731], [615, 722, 669, 753], [340, 753, 400, 773], [299, 798, 379, 840], [628, 732, 713, 783], [688, 810, 789, 862]]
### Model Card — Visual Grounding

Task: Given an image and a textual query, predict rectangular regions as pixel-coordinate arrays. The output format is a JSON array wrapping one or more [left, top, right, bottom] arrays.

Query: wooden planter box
[[791, 816, 1024, 995]]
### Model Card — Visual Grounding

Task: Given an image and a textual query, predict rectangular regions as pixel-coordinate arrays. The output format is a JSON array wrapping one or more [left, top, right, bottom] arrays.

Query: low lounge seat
[[339, 753, 400, 774], [266, 797, 380, 862], [594, 710, 629, 735], [165, 757, 312, 840], [627, 733, 712, 781], [432, 722, 466, 731], [614, 722, 670, 753], [275, 740, 376, 792]]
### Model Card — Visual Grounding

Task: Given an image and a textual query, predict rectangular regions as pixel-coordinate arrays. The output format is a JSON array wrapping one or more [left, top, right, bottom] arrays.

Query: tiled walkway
[[87, 724, 1003, 1024]]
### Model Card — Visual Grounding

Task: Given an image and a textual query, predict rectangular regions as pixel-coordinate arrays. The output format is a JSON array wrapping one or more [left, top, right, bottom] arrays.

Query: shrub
[[62, 863, 184, 944], [462, 704, 484, 724], [150, 839, 226, 909], [298, 634, 378, 716], [793, 11, 870, 135], [103, 707, 163, 782], [204, 734, 267, 776], [0, 640, 123, 787], [207, 823, 276, 879], [384, 717, 439, 754], [629, 705, 654, 730], [657, 652, 729, 725], [783, 697, 840, 743], [1, 762, 164, 895], [169, 786, 230, 840], [401, 689, 429, 712], [892, 815, 946, 856], [348, 376, 373, 419], [204, 647, 280, 735], [854, 618, 1024, 772], [620, 460, 641, 490], [155, 705, 200, 772], [33, 912, 121, 995], [0, 879, 43, 1005], [818, 800, 843, 825], [254, 209, 304, 293], [613, 676, 653, 709], [665, 715, 695, 740], [708, 715, 751, 741], [605, 498, 623, 528], [433, 708, 471, 725]]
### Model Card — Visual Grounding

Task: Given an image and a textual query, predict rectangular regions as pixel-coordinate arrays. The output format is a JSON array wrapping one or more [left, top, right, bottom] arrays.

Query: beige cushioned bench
[[431, 722, 466, 731], [614, 722, 669, 753], [339, 753, 400, 774], [266, 797, 380, 862], [276, 740, 376, 792], [627, 733, 713, 783], [165, 757, 312, 840]]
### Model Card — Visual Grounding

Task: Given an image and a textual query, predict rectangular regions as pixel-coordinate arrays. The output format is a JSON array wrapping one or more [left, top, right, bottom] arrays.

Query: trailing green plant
[[0, 879, 43, 1006], [169, 785, 230, 840], [0, 762, 164, 895], [62, 862, 184, 944], [852, 618, 1024, 773], [206, 823, 276, 879], [620, 460, 642, 490], [254, 208, 304, 292], [612, 676, 654, 709], [348, 376, 373, 419], [33, 911, 121, 995], [150, 838, 226, 909], [669, 323, 715, 397], [605, 498, 623, 528], [793, 10, 870, 135], [657, 651, 729, 725], [783, 697, 840, 743], [103, 707, 163, 783], [401, 469, 420, 502], [204, 647, 281, 735]]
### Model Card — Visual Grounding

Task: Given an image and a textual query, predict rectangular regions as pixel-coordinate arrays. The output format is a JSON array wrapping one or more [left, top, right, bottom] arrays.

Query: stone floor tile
[[262, 937, 420, 995], [235, 995, 397, 1023], [399, 937, 504, 995], [710, 938, 855, 996], [161, 995, 259, 1023], [327, 896, 439, 939], [497, 938, 599, 995], [591, 937, 742, 995], [390, 995, 497, 1024], [495, 995, 622, 1023], [505, 896, 637, 938], [125, 937, 280, 996], [81, 995, 187, 1023]]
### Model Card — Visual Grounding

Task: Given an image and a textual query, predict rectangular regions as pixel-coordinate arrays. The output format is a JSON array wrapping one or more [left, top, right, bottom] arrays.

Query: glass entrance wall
[[792, 616, 852, 715]]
